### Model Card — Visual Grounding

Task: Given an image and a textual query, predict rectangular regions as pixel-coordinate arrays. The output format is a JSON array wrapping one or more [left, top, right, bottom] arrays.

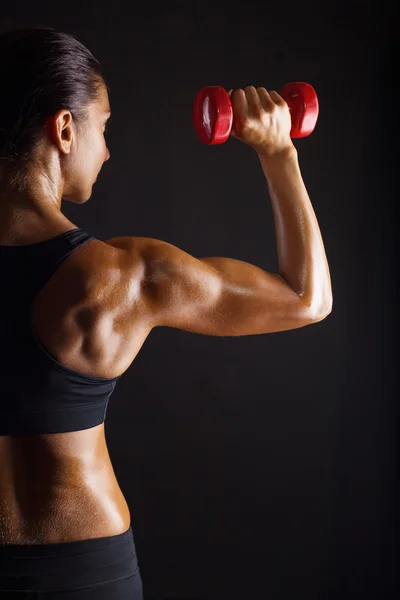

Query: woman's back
[[0, 218, 150, 544]]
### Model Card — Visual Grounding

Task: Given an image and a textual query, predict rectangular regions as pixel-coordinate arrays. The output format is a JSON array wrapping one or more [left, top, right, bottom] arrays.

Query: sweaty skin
[[0, 221, 151, 543], [0, 84, 332, 543], [0, 83, 137, 544]]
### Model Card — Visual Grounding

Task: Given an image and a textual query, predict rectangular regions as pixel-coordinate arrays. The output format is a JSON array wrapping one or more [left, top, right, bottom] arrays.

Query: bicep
[[135, 239, 317, 336]]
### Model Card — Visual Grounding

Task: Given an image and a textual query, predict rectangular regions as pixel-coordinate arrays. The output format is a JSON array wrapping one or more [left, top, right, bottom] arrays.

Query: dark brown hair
[[0, 26, 107, 179]]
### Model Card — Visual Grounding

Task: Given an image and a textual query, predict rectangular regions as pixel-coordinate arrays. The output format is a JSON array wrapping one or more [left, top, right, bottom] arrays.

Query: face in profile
[[61, 82, 111, 204]]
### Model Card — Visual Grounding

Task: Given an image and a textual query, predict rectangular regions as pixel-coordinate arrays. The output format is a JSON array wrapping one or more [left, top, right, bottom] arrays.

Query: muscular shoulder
[[53, 236, 149, 320], [31, 236, 152, 378], [59, 236, 147, 301]]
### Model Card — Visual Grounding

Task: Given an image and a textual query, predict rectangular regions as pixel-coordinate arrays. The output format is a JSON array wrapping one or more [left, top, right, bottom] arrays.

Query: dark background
[[2, 1, 397, 598]]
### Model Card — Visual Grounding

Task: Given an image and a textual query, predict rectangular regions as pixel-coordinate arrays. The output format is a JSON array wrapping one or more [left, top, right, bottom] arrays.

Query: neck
[[0, 179, 61, 217], [0, 198, 69, 246], [0, 153, 63, 213]]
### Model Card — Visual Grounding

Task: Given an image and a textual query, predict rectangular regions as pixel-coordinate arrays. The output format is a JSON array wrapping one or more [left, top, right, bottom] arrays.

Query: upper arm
[[105, 236, 329, 337]]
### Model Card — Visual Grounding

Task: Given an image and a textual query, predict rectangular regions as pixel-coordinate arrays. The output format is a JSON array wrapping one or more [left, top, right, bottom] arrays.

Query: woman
[[0, 26, 332, 600]]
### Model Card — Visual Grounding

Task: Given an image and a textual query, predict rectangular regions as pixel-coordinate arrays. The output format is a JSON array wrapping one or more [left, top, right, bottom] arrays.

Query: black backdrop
[[1, 2, 397, 598]]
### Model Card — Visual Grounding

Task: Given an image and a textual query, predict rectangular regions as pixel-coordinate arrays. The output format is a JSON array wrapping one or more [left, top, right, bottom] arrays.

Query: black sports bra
[[0, 228, 120, 436]]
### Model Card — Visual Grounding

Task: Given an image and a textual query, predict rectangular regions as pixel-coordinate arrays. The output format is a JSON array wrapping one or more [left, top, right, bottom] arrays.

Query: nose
[[105, 146, 111, 162]]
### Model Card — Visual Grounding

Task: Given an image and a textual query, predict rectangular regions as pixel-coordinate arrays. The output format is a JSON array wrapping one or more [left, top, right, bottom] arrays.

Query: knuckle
[[264, 100, 277, 113], [240, 114, 252, 126], [236, 117, 252, 132]]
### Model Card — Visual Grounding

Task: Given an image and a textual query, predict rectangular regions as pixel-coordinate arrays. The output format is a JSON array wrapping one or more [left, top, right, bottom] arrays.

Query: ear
[[46, 110, 73, 154]]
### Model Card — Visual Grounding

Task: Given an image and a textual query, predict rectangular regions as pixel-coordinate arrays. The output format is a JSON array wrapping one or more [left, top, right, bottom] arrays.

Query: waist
[[0, 446, 131, 544]]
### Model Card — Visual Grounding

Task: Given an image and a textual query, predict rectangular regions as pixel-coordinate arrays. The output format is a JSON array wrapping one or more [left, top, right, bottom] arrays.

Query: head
[[0, 26, 111, 210]]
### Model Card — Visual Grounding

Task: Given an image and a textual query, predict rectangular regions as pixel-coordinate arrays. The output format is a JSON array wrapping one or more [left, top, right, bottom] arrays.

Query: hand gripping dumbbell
[[193, 82, 319, 145]]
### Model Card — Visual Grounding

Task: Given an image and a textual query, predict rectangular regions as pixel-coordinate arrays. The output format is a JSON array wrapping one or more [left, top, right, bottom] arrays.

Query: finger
[[229, 88, 249, 119], [227, 89, 248, 137], [244, 86, 262, 110], [269, 90, 287, 107], [257, 87, 276, 111]]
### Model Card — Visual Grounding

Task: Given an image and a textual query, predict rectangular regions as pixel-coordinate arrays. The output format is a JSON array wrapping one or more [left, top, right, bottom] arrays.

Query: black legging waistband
[[0, 526, 141, 594]]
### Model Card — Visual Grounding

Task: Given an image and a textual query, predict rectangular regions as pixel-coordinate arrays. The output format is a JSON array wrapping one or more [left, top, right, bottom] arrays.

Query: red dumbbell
[[193, 82, 319, 145]]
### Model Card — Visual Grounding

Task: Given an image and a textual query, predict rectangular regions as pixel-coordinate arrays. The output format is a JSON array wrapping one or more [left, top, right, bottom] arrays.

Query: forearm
[[258, 147, 332, 316]]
